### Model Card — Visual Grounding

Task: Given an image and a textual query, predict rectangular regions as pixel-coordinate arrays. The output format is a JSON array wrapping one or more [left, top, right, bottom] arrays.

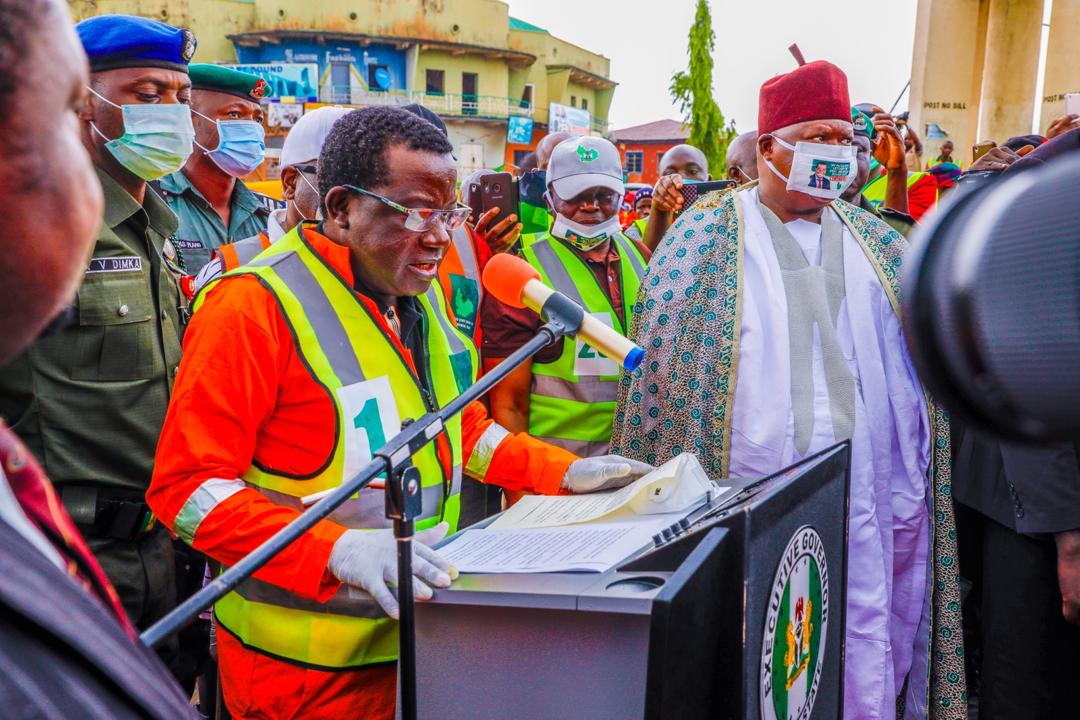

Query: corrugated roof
[[509, 16, 546, 33], [611, 119, 690, 142]]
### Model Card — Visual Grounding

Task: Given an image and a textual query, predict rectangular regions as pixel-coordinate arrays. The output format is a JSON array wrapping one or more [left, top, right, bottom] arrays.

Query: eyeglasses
[[344, 185, 471, 232]]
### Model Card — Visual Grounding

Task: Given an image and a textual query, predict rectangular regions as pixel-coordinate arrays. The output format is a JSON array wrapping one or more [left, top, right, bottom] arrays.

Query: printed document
[[488, 453, 720, 530], [439, 515, 681, 573]]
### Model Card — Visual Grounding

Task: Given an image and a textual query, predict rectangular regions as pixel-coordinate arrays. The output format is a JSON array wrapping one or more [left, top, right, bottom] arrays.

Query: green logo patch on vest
[[761, 525, 828, 720], [449, 351, 473, 394], [448, 274, 478, 337]]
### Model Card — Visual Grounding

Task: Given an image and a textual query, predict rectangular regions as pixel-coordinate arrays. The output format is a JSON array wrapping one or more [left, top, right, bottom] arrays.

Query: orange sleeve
[[460, 400, 577, 495], [148, 277, 344, 603]]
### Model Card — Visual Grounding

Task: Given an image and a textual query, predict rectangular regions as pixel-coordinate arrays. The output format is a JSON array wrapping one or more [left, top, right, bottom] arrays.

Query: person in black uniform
[[953, 421, 1080, 719]]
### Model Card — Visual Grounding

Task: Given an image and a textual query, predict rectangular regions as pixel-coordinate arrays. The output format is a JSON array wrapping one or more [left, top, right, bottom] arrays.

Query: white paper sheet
[[487, 453, 718, 531], [440, 516, 680, 574]]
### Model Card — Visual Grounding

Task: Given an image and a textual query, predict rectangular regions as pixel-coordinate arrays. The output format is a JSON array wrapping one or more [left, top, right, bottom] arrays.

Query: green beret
[[851, 107, 875, 140], [189, 64, 271, 102]]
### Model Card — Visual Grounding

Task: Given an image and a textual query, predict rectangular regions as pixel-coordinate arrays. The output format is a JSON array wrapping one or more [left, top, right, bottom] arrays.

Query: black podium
[[414, 442, 850, 720]]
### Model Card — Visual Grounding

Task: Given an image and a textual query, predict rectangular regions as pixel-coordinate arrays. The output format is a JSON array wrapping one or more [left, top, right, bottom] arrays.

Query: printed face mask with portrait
[[764, 136, 857, 200]]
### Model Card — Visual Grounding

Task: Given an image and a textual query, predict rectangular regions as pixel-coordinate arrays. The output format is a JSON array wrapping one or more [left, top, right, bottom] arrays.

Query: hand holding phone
[[675, 180, 737, 216]]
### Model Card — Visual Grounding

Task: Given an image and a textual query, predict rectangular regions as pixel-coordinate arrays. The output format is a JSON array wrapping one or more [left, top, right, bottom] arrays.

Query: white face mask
[[546, 191, 624, 251], [764, 135, 857, 200]]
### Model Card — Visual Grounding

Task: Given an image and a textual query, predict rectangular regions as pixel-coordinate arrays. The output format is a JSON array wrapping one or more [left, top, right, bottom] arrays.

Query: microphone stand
[[141, 294, 585, 720]]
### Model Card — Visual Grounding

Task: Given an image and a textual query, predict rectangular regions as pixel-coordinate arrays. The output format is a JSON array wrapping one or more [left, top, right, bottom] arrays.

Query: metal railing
[[319, 85, 533, 119]]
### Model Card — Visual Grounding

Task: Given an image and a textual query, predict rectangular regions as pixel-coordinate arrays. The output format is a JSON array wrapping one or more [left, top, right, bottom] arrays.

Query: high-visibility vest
[[519, 232, 646, 457], [438, 225, 483, 343], [861, 170, 932, 206], [200, 226, 477, 670], [217, 231, 271, 273]]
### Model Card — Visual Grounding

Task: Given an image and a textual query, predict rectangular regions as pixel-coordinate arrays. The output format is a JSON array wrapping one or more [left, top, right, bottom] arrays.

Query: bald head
[[1, 0, 102, 366], [726, 131, 758, 185], [659, 143, 709, 181], [536, 131, 572, 170]]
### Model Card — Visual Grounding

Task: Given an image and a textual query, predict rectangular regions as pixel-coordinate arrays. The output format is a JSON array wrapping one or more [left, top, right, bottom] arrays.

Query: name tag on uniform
[[574, 312, 620, 377], [173, 239, 204, 251], [336, 377, 402, 484], [86, 256, 143, 274]]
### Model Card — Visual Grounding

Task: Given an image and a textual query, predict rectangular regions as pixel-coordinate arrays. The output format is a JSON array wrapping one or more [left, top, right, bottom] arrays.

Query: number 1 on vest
[[336, 377, 401, 484]]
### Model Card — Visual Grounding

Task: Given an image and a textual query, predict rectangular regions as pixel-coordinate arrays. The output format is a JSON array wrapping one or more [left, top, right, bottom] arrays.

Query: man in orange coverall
[[147, 106, 652, 720]]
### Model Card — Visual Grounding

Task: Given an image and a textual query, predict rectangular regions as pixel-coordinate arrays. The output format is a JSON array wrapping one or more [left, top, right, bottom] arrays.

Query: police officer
[[158, 63, 270, 274], [0, 13, 194, 685]]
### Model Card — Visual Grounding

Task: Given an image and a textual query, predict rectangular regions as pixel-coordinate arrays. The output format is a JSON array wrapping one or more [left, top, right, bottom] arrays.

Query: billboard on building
[[225, 63, 320, 102], [507, 116, 535, 145], [549, 103, 591, 136]]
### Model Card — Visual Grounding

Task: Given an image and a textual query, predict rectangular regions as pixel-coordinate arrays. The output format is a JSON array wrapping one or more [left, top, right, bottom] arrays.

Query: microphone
[[483, 253, 645, 371]]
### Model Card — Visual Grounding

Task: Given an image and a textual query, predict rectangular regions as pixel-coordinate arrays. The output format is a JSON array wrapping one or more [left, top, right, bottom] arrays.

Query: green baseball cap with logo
[[547, 135, 625, 199]]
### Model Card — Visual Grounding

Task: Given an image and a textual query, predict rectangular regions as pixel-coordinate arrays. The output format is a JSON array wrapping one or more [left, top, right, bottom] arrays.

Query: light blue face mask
[[193, 110, 266, 177], [88, 88, 195, 181]]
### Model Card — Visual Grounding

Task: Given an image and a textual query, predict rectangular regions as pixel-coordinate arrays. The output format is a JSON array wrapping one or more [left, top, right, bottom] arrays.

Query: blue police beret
[[76, 14, 197, 73]]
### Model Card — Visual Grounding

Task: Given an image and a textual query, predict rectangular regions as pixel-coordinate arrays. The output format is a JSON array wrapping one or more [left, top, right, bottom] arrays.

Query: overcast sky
[[502, 0, 919, 132]]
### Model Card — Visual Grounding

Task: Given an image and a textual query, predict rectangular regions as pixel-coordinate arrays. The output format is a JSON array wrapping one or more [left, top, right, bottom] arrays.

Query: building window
[[625, 151, 644, 174], [582, 98, 588, 111], [462, 72, 478, 115], [521, 83, 534, 110], [657, 151, 666, 171], [570, 95, 577, 108], [426, 69, 445, 95]]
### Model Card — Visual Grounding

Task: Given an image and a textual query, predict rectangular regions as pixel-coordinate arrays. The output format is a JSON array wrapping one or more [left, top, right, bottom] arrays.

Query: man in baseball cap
[[193, 105, 353, 291], [483, 134, 648, 464]]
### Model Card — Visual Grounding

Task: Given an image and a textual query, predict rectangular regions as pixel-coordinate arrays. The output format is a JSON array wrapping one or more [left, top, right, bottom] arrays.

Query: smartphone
[[479, 172, 519, 225], [466, 181, 483, 225], [1066, 93, 1080, 117], [972, 140, 996, 163], [676, 179, 737, 216]]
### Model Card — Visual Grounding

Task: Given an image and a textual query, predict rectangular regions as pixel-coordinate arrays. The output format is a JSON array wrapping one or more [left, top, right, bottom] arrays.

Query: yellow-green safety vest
[[199, 226, 478, 670], [520, 231, 646, 457]]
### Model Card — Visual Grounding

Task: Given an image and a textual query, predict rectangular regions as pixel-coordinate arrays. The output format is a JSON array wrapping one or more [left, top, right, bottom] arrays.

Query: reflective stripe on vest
[[198, 226, 477, 670], [520, 232, 645, 454], [218, 232, 271, 272]]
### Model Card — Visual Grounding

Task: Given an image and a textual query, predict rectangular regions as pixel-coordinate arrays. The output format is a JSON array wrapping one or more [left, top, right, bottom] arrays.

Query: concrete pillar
[[978, 0, 1045, 143], [909, 0, 987, 166], [1040, 0, 1080, 131]]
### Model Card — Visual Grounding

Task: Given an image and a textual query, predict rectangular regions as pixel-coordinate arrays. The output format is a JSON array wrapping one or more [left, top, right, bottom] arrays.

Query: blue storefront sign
[[507, 116, 535, 145], [234, 40, 407, 98], [226, 63, 319, 102]]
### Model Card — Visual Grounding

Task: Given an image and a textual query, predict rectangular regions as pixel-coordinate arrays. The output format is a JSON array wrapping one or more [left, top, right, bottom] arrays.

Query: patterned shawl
[[612, 188, 966, 718]]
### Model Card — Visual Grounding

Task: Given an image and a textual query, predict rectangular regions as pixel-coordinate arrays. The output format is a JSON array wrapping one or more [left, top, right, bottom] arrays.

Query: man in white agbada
[[612, 59, 965, 719]]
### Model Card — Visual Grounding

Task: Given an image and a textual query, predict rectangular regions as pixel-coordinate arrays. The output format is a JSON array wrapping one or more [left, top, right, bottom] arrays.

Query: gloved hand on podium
[[561, 455, 654, 494], [327, 521, 457, 619]]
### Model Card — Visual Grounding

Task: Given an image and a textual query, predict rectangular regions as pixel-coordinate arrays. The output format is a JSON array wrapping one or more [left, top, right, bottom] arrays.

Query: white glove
[[327, 522, 456, 619], [561, 455, 654, 494]]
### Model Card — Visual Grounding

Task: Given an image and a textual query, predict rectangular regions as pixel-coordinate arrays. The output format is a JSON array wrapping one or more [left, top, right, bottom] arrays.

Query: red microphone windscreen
[[482, 253, 540, 309]]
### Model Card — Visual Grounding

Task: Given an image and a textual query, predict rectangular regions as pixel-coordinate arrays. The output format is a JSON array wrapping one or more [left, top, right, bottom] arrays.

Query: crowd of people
[[1, 2, 1079, 719]]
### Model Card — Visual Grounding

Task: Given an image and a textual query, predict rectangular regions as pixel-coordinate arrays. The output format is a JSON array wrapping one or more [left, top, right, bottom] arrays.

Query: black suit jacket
[[0, 519, 194, 719], [952, 420, 1080, 534]]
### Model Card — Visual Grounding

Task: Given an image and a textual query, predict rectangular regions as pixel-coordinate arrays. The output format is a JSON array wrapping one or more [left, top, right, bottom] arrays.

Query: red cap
[[758, 60, 851, 135], [482, 253, 540, 308]]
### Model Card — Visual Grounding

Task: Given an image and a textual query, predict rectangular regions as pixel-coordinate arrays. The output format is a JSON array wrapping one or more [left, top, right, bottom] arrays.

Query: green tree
[[670, 0, 737, 175]]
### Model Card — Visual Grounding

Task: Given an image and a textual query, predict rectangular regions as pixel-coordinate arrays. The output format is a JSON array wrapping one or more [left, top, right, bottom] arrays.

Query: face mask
[[88, 88, 194, 181], [547, 192, 623, 251], [193, 110, 266, 177], [764, 135, 857, 200]]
